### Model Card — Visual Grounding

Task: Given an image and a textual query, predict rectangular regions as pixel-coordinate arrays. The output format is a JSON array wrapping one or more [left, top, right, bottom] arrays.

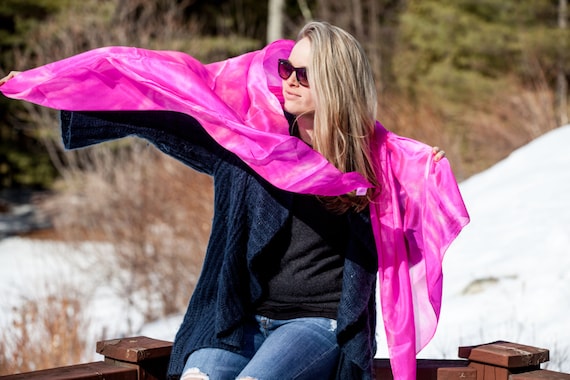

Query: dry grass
[[0, 142, 213, 375], [47, 141, 213, 325], [0, 282, 89, 375], [379, 72, 559, 181]]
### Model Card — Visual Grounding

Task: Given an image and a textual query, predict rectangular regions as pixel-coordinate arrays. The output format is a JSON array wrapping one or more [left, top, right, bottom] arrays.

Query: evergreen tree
[[0, 0, 71, 188]]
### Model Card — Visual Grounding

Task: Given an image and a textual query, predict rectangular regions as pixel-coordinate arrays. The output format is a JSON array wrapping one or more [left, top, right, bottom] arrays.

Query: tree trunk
[[352, 0, 364, 38], [557, 0, 569, 125], [297, 0, 313, 22], [267, 0, 285, 43]]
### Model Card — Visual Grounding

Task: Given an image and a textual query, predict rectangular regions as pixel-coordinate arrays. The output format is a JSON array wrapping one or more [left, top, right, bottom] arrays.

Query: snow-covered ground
[[418, 124, 570, 371], [1, 125, 569, 372]]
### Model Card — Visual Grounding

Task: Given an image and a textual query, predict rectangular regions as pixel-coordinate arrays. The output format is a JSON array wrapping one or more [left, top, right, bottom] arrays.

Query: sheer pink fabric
[[1, 41, 469, 380], [2, 41, 367, 196]]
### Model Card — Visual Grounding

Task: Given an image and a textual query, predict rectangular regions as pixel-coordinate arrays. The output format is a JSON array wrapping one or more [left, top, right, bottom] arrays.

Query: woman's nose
[[286, 73, 300, 87]]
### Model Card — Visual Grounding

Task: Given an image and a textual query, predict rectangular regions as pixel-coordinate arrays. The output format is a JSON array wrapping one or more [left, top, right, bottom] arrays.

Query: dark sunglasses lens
[[296, 68, 308, 86], [278, 59, 309, 87], [278, 60, 293, 80]]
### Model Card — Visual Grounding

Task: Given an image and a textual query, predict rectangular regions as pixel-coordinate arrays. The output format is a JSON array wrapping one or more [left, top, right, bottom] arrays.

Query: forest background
[[0, 0, 568, 374]]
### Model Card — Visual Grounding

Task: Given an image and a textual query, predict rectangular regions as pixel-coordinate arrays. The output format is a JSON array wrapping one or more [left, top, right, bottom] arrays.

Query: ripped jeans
[[181, 315, 339, 380]]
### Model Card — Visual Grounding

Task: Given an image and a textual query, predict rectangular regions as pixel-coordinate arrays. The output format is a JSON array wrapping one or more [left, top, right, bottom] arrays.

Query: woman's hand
[[0, 71, 20, 86], [432, 146, 446, 162]]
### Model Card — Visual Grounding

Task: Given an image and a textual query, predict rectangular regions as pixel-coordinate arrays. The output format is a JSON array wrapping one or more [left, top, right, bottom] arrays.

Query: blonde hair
[[298, 21, 378, 212]]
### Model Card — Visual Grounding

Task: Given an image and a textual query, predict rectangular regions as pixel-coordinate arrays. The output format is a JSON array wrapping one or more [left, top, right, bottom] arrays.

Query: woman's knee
[[182, 348, 251, 380], [181, 367, 210, 380], [181, 367, 259, 380]]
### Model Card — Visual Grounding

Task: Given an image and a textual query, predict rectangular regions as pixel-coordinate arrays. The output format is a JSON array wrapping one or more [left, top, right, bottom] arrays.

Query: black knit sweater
[[60, 110, 379, 380]]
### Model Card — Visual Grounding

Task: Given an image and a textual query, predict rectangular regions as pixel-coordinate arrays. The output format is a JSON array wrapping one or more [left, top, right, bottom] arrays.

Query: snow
[[418, 124, 570, 371], [1, 125, 569, 372]]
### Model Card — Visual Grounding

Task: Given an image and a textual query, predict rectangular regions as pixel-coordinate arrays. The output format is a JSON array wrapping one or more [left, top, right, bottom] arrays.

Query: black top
[[254, 193, 348, 319]]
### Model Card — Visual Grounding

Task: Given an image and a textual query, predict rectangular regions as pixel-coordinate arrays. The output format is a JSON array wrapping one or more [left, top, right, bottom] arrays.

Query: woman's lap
[[181, 316, 339, 380]]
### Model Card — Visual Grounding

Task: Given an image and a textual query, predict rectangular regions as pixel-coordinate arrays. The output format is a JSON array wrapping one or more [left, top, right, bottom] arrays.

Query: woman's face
[[282, 37, 315, 117]]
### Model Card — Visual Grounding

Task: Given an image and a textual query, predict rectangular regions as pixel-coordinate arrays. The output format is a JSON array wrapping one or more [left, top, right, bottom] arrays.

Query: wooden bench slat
[[0, 361, 137, 380], [373, 358, 469, 379], [511, 370, 570, 380]]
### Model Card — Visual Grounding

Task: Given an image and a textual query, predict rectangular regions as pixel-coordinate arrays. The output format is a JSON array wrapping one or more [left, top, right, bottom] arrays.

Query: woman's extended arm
[[61, 110, 227, 176]]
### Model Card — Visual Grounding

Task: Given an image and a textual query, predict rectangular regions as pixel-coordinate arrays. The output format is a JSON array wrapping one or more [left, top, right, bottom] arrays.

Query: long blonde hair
[[298, 21, 378, 212]]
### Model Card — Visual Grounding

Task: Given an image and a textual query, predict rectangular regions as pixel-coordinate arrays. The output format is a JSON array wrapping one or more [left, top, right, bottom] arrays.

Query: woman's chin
[[284, 104, 314, 118]]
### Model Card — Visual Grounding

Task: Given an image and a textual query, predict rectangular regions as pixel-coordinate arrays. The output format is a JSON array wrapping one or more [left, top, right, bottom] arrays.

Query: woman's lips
[[283, 90, 300, 100]]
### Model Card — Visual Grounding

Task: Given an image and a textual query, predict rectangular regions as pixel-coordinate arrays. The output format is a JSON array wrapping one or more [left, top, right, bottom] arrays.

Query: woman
[[1, 21, 468, 380], [180, 23, 381, 380]]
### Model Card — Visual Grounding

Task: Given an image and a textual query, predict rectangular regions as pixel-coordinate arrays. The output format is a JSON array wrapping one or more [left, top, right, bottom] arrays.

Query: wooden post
[[96, 336, 173, 380], [437, 366, 477, 380], [458, 341, 551, 380]]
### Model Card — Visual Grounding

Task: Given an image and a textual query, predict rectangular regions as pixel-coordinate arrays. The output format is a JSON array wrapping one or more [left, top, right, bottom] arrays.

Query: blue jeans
[[181, 315, 339, 380]]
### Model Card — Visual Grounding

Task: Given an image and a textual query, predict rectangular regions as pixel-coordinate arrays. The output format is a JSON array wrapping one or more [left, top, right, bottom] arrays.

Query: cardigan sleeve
[[60, 110, 227, 175]]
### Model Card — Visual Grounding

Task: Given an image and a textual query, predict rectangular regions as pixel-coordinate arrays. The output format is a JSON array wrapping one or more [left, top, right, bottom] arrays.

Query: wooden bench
[[1, 337, 569, 380]]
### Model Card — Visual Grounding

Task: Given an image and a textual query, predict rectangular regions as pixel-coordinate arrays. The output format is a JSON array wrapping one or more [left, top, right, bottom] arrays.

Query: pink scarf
[[1, 40, 469, 379]]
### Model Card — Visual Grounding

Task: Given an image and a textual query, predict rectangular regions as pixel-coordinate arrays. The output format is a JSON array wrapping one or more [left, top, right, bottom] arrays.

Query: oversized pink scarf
[[1, 40, 469, 379]]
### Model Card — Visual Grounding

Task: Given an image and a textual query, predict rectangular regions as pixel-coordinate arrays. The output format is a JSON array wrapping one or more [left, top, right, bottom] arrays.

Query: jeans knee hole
[[237, 377, 258, 380], [329, 319, 337, 331], [181, 367, 209, 380]]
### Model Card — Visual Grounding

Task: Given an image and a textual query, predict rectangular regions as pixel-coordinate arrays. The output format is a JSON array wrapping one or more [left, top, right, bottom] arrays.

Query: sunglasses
[[278, 59, 309, 87]]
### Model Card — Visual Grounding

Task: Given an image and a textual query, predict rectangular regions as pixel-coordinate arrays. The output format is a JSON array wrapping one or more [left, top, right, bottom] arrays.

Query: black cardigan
[[60, 110, 379, 380]]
